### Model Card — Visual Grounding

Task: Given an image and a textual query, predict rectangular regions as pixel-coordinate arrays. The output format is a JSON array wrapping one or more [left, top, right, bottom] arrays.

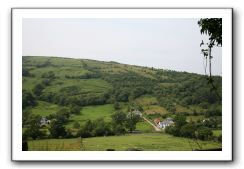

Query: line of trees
[[165, 114, 221, 142]]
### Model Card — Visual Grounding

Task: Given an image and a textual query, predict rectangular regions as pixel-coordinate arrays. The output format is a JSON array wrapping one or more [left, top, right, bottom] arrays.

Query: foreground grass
[[28, 138, 81, 151], [28, 133, 221, 151]]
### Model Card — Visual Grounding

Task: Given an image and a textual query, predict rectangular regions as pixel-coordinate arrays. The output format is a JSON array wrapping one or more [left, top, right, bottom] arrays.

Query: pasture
[[28, 133, 222, 151]]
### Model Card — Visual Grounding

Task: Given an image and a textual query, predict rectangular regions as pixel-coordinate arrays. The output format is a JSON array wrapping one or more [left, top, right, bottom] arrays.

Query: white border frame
[[12, 8, 232, 161]]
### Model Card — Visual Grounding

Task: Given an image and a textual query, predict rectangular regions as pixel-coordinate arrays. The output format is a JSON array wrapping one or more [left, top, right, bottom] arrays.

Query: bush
[[22, 90, 37, 108], [49, 120, 67, 138], [196, 126, 213, 140], [180, 123, 197, 138], [73, 122, 80, 129]]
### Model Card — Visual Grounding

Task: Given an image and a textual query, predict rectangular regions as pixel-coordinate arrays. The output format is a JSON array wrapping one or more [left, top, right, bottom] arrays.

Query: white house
[[158, 118, 174, 129], [40, 117, 50, 127]]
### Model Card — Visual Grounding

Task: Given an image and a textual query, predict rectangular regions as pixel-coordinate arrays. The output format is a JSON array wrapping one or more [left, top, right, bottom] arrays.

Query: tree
[[180, 123, 197, 138], [56, 108, 70, 123], [41, 71, 55, 79], [173, 114, 187, 128], [94, 118, 112, 136], [73, 122, 81, 129], [22, 90, 37, 108], [111, 111, 127, 135], [195, 126, 213, 141], [198, 18, 222, 99], [33, 83, 45, 96], [70, 105, 81, 115], [23, 114, 44, 140], [114, 102, 120, 110], [79, 120, 94, 138], [198, 18, 222, 46], [49, 120, 67, 138], [125, 112, 140, 132]]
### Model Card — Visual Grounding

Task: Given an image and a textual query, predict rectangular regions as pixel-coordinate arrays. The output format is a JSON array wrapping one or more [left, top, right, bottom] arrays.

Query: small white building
[[158, 118, 174, 129], [40, 117, 50, 127]]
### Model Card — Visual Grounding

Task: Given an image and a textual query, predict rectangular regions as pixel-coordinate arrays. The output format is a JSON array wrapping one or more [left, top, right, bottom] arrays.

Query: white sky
[[22, 18, 222, 75]]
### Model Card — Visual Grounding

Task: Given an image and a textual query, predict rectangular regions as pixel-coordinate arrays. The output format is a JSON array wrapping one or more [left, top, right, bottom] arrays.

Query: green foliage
[[49, 119, 67, 138], [41, 71, 56, 79], [195, 126, 213, 141], [72, 122, 80, 129], [56, 108, 70, 123], [94, 119, 113, 136], [79, 120, 94, 138], [23, 114, 44, 140], [22, 56, 222, 144], [22, 90, 37, 109], [111, 111, 127, 135], [113, 102, 120, 110], [125, 113, 141, 132], [33, 83, 45, 96], [174, 114, 187, 128], [198, 18, 222, 46], [70, 105, 81, 115]]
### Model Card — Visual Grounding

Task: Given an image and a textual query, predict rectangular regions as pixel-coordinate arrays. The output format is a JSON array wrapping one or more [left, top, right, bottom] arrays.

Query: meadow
[[28, 133, 221, 151]]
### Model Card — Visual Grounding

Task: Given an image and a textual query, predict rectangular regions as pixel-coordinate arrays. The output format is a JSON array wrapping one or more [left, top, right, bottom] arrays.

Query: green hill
[[22, 56, 222, 149], [23, 56, 221, 111]]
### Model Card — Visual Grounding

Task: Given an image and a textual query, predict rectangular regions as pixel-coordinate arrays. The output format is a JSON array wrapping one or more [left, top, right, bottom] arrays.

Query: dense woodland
[[22, 56, 222, 147]]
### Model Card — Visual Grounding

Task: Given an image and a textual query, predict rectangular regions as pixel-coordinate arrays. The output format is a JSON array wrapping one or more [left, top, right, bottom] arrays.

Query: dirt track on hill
[[142, 117, 161, 132]]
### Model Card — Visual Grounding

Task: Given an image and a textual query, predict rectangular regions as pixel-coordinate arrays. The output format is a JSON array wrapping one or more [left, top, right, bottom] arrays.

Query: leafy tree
[[22, 90, 37, 108], [198, 18, 222, 99], [79, 120, 94, 138], [33, 83, 45, 96], [195, 126, 213, 140], [111, 111, 127, 125], [49, 120, 67, 138], [111, 111, 127, 135], [56, 108, 70, 123], [23, 114, 44, 140], [94, 118, 112, 136], [70, 105, 81, 115], [41, 71, 56, 79], [73, 122, 81, 129], [198, 18, 222, 46], [180, 123, 197, 138], [173, 114, 187, 128], [114, 102, 120, 110], [125, 112, 140, 132]]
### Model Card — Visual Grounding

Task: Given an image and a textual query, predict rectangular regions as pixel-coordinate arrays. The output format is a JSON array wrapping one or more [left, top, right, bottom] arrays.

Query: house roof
[[154, 118, 161, 124]]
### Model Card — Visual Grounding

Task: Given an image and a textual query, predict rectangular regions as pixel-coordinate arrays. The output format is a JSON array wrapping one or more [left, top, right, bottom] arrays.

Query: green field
[[28, 133, 221, 151], [30, 101, 64, 116], [136, 121, 154, 133], [213, 130, 222, 137], [66, 104, 115, 128]]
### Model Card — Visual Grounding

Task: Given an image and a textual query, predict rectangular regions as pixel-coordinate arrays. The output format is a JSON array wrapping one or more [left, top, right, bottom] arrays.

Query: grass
[[175, 104, 191, 113], [28, 138, 81, 151], [28, 133, 222, 151], [186, 115, 204, 122], [136, 121, 154, 133], [134, 95, 158, 106], [213, 130, 222, 137], [144, 105, 168, 115], [66, 104, 115, 128], [31, 101, 63, 116], [43, 78, 112, 94]]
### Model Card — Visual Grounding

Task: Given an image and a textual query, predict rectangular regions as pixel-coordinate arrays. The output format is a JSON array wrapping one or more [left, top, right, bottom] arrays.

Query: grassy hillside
[[22, 56, 222, 151]]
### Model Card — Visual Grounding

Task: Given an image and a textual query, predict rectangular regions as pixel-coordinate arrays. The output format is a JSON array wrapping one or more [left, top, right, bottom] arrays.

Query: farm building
[[40, 117, 50, 127], [154, 118, 174, 129]]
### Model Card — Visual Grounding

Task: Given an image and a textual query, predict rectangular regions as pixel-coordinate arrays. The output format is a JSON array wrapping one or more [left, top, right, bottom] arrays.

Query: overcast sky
[[22, 18, 222, 75]]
